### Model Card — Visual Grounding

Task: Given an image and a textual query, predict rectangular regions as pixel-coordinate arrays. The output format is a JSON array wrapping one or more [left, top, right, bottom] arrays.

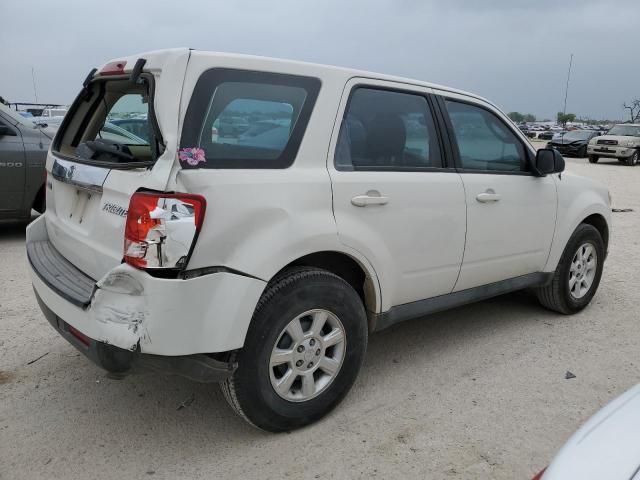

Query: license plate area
[[68, 190, 92, 225]]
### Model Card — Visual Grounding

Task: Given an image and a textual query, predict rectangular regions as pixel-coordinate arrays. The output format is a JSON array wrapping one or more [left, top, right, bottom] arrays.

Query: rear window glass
[[180, 69, 320, 169], [53, 78, 157, 165]]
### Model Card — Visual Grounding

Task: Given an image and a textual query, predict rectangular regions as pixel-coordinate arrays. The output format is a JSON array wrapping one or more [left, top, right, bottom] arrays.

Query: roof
[[107, 48, 495, 109], [194, 49, 492, 104]]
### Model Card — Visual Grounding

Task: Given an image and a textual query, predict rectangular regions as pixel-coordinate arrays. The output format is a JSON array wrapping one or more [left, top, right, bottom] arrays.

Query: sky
[[1, 0, 638, 121]]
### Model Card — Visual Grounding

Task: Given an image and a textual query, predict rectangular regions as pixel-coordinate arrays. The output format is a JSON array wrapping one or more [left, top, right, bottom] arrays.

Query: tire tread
[[220, 267, 359, 431], [536, 223, 603, 314]]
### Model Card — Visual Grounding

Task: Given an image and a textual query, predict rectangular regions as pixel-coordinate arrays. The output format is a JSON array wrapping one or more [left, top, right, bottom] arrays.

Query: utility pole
[[31, 67, 39, 104], [562, 53, 573, 116]]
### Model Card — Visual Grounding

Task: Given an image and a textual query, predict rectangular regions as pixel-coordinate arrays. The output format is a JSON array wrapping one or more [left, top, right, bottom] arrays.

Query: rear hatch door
[[45, 49, 190, 280]]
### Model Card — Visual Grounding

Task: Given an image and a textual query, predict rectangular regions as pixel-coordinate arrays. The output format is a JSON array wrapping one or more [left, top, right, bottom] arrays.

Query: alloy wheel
[[568, 243, 598, 299], [269, 309, 346, 402]]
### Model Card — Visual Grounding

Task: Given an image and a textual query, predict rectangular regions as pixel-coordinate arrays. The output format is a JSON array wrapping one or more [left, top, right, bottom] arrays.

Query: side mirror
[[535, 148, 565, 176]]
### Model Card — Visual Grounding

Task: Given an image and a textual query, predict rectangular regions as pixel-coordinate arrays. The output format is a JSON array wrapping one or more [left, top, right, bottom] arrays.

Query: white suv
[[27, 49, 611, 431]]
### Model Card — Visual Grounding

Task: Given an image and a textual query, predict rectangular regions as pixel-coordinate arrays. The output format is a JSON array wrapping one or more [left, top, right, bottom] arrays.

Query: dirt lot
[[1, 152, 639, 480]]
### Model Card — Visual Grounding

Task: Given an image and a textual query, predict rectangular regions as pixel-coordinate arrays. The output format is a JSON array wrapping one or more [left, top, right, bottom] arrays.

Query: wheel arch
[[31, 184, 46, 214], [270, 250, 381, 316], [544, 199, 611, 273], [581, 213, 609, 252]]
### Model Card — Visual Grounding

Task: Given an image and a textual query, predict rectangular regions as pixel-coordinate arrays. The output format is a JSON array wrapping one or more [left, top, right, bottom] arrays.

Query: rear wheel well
[[32, 185, 45, 214], [582, 214, 609, 251], [276, 252, 377, 313]]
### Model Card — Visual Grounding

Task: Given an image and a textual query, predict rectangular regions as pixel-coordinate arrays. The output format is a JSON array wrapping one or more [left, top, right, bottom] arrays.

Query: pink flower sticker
[[179, 147, 206, 166]]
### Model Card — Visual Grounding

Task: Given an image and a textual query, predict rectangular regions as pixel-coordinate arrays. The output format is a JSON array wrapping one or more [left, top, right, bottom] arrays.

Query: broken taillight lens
[[124, 192, 206, 270]]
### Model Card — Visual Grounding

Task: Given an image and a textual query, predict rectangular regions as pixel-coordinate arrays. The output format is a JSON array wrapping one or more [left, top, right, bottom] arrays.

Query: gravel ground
[[1, 153, 639, 480]]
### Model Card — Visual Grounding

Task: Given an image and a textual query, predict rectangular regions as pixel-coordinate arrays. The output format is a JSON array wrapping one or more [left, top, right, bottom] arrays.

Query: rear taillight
[[124, 192, 206, 270]]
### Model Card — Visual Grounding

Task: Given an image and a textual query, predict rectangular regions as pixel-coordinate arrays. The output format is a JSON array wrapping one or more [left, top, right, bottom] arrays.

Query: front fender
[[544, 175, 611, 272]]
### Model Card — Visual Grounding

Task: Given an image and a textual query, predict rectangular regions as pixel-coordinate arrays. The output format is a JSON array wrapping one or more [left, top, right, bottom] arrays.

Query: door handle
[[351, 190, 389, 207], [476, 191, 501, 203]]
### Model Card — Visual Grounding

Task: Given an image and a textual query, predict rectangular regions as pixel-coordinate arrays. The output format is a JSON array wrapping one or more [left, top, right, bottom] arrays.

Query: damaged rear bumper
[[26, 215, 266, 379], [34, 290, 235, 382]]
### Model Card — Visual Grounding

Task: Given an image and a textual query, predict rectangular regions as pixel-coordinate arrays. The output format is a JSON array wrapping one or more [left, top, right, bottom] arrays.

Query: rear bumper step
[[27, 240, 96, 308]]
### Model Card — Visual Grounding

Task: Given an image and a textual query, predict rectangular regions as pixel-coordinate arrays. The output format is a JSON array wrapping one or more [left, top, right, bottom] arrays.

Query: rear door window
[[335, 87, 443, 171], [180, 69, 320, 169]]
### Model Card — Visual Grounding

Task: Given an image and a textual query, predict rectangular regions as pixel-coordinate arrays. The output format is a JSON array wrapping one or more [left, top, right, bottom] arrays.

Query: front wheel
[[588, 155, 599, 163], [536, 224, 604, 314], [625, 150, 639, 166], [221, 268, 368, 431], [578, 145, 587, 158]]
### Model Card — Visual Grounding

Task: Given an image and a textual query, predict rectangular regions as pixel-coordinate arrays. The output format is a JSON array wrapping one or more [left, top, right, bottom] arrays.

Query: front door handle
[[476, 190, 501, 203], [351, 190, 389, 207]]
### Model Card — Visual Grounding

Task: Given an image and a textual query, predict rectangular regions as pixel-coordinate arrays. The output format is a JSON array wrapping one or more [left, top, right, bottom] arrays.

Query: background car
[[547, 130, 599, 157], [99, 122, 148, 145], [538, 130, 556, 140], [109, 117, 150, 142], [532, 383, 640, 479], [587, 123, 640, 165]]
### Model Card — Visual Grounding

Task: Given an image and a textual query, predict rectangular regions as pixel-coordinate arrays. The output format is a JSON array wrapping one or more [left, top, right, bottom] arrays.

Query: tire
[[220, 267, 368, 432], [588, 155, 598, 163], [536, 224, 604, 314], [625, 150, 639, 166], [578, 145, 587, 158]]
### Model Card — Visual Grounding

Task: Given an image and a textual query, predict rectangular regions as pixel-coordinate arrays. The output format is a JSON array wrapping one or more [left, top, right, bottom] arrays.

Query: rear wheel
[[221, 268, 368, 431], [588, 155, 599, 163], [536, 224, 604, 314], [625, 150, 639, 166]]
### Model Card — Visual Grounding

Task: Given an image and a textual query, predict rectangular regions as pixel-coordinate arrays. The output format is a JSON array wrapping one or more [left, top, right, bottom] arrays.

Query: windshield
[[560, 131, 592, 141], [607, 125, 640, 137], [0, 102, 37, 127]]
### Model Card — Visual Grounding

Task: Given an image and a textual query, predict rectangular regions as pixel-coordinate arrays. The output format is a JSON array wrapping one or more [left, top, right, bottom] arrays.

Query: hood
[[550, 137, 589, 146], [590, 134, 640, 146], [543, 384, 640, 480]]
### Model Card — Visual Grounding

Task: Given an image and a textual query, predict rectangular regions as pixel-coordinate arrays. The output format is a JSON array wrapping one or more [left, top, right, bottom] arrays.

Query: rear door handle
[[351, 190, 389, 207], [476, 191, 501, 203]]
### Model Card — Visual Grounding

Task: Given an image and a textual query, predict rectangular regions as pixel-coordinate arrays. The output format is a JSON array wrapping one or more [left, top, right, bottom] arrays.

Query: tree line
[[509, 96, 640, 127]]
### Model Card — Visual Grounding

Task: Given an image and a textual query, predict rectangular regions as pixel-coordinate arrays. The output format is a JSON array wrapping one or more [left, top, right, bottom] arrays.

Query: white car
[[27, 49, 611, 431], [533, 384, 640, 479], [587, 124, 640, 166]]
